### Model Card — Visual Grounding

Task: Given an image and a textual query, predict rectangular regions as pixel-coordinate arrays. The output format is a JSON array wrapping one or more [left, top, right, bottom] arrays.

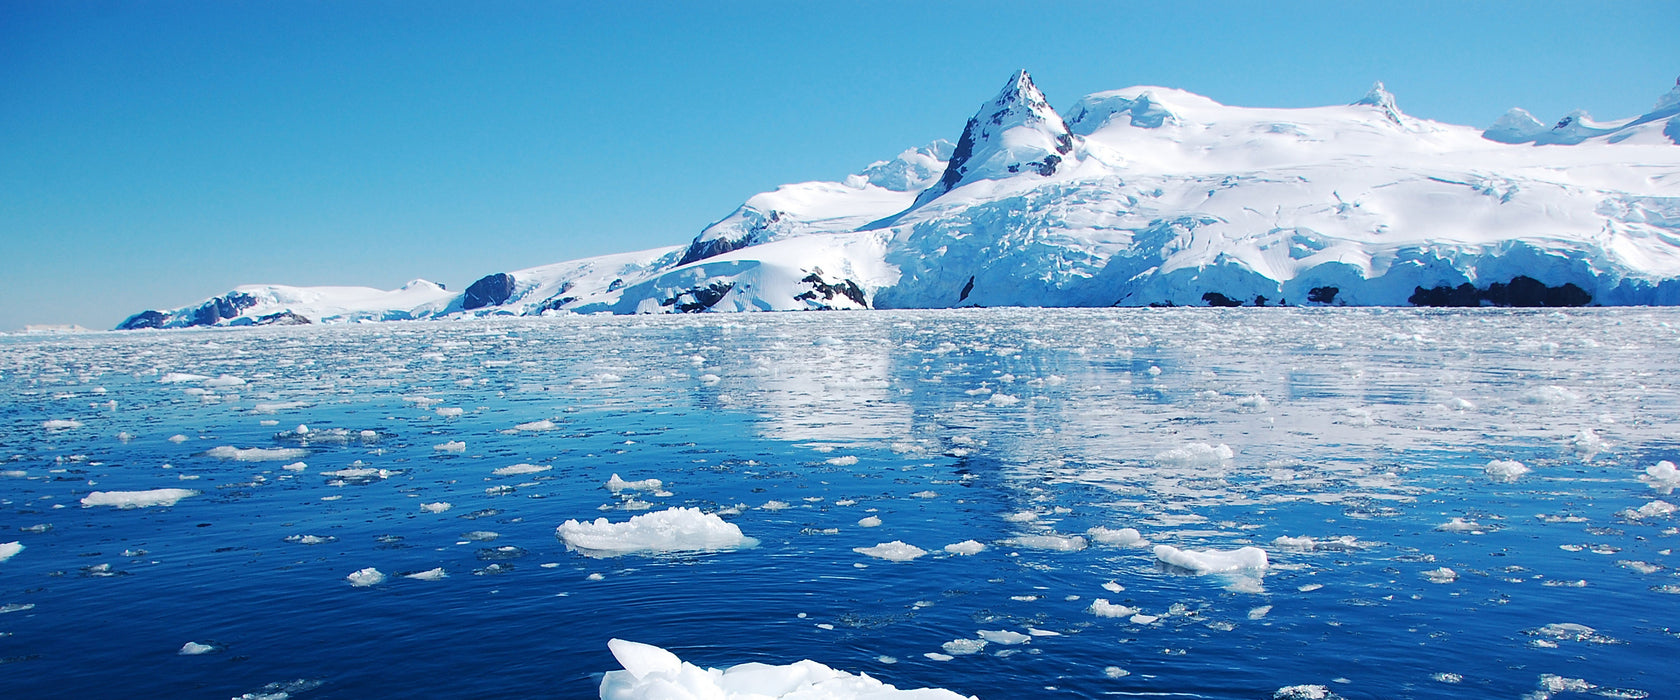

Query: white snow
[[853, 541, 927, 562], [557, 507, 756, 557], [80, 488, 198, 508], [1153, 544, 1269, 572], [598, 638, 976, 699]]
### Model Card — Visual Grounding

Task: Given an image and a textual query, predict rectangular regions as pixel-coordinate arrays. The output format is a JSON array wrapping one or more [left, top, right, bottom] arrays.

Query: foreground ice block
[[557, 507, 757, 557], [599, 639, 976, 699]]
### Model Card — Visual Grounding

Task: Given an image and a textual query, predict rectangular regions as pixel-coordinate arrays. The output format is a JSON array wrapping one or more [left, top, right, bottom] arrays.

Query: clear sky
[[3, 0, 1677, 331]]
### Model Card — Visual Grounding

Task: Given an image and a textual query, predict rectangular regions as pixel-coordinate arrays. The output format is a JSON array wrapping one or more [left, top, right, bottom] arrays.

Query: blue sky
[[3, 0, 1677, 330]]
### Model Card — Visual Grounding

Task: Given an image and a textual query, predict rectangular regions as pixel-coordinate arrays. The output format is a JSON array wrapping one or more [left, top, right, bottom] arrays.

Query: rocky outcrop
[[116, 291, 258, 330], [1408, 276, 1592, 307], [463, 273, 516, 310]]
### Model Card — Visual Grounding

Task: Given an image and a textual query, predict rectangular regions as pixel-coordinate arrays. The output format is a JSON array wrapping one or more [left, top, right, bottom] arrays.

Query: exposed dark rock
[[660, 282, 735, 313], [253, 311, 311, 326], [463, 273, 516, 310], [1307, 286, 1340, 304], [938, 118, 981, 193], [1202, 292, 1243, 307], [1031, 154, 1061, 176], [191, 292, 257, 326], [794, 269, 868, 308], [534, 295, 578, 314], [116, 310, 169, 330], [1409, 276, 1591, 307], [958, 276, 976, 302], [679, 210, 783, 265], [1254, 295, 1269, 307], [606, 278, 624, 292]]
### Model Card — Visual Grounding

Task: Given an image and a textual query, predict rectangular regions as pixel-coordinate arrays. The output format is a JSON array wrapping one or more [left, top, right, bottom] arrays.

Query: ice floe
[[1153, 544, 1269, 573], [557, 507, 756, 557], [1154, 442, 1235, 467], [1484, 459, 1530, 482], [1000, 534, 1088, 551], [943, 540, 985, 555], [598, 639, 975, 699], [1620, 500, 1675, 520], [1087, 599, 1139, 618], [41, 419, 83, 429], [80, 488, 198, 508], [853, 541, 927, 562], [346, 567, 386, 587], [492, 463, 552, 476], [605, 474, 662, 492], [0, 541, 21, 563], [420, 502, 452, 513], [433, 440, 467, 452], [1642, 461, 1680, 493], [204, 446, 309, 461], [1087, 526, 1147, 547]]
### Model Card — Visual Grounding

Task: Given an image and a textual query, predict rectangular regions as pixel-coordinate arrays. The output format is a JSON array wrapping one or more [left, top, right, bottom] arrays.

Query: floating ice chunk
[[1273, 535, 1316, 550], [320, 467, 394, 482], [204, 375, 246, 387], [492, 463, 551, 476], [854, 541, 927, 562], [760, 500, 791, 511], [405, 568, 447, 581], [433, 441, 467, 453], [1273, 685, 1344, 700], [1248, 605, 1272, 620], [251, 401, 309, 413], [1570, 428, 1606, 459], [1001, 534, 1088, 551], [605, 474, 663, 492], [557, 507, 756, 557], [1088, 599, 1138, 618], [1088, 526, 1147, 547], [81, 488, 197, 508], [1520, 386, 1580, 405], [977, 630, 1030, 645], [1130, 613, 1159, 624], [1102, 580, 1124, 593], [858, 516, 882, 528], [1618, 560, 1661, 574], [159, 372, 210, 383], [944, 540, 985, 555], [824, 455, 860, 467], [435, 407, 465, 418], [168, 434, 189, 443], [1436, 517, 1484, 533], [1338, 407, 1374, 427], [1421, 567, 1458, 584], [598, 639, 977, 699], [1485, 460, 1530, 482], [41, 419, 83, 430], [178, 641, 215, 655], [1642, 461, 1680, 493], [514, 419, 557, 431], [1154, 544, 1268, 573], [0, 541, 21, 563], [1154, 443, 1234, 467], [1104, 667, 1130, 678], [1432, 673, 1462, 684], [942, 638, 987, 655], [205, 446, 309, 461], [1235, 394, 1270, 412], [346, 567, 386, 587], [1622, 500, 1676, 520], [988, 393, 1021, 407], [420, 502, 452, 513], [281, 461, 307, 472]]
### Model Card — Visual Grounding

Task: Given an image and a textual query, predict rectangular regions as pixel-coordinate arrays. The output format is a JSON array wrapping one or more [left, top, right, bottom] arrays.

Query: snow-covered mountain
[[117, 71, 1680, 329]]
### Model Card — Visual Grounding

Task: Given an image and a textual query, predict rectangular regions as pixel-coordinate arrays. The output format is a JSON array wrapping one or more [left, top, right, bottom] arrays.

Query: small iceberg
[[1154, 544, 1269, 573], [557, 507, 756, 558], [80, 489, 198, 509], [598, 639, 976, 699]]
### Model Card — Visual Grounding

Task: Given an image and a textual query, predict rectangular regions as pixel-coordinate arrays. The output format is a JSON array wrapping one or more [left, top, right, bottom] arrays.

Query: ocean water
[[1, 307, 1676, 699]]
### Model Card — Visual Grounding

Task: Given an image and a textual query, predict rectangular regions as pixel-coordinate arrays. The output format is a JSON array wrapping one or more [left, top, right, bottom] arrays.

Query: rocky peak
[[914, 70, 1077, 206]]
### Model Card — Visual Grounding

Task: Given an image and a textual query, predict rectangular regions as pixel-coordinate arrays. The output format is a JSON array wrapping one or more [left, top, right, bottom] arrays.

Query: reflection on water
[[1, 308, 1677, 699]]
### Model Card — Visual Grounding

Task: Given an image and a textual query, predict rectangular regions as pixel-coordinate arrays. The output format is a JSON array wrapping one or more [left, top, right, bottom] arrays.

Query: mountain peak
[[1352, 81, 1405, 124], [914, 70, 1076, 206]]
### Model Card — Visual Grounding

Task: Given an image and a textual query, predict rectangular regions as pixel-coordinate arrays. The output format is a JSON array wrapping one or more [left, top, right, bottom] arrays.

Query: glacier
[[117, 72, 1680, 329]]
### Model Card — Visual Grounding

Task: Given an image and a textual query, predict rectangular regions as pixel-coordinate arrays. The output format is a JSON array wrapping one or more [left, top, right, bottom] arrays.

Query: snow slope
[[117, 72, 1680, 329]]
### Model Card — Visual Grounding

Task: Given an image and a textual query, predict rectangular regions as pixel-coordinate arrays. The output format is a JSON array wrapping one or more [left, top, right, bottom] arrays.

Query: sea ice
[[80, 488, 198, 508], [942, 639, 987, 655], [1436, 517, 1484, 533], [1485, 460, 1530, 482], [204, 446, 309, 461], [598, 639, 976, 699], [853, 541, 927, 562], [1273, 686, 1344, 700], [514, 419, 557, 431], [1642, 461, 1680, 493], [433, 440, 467, 452], [1000, 534, 1088, 551], [944, 540, 985, 555], [435, 407, 465, 418], [346, 567, 386, 587], [492, 463, 552, 476], [0, 541, 21, 563], [1154, 443, 1235, 466], [1153, 544, 1269, 573], [41, 419, 83, 429], [605, 474, 662, 492], [420, 502, 452, 513], [825, 455, 860, 466], [1422, 567, 1459, 584], [1622, 500, 1676, 520], [405, 568, 448, 581], [178, 642, 215, 655], [557, 507, 756, 557], [977, 630, 1030, 645], [159, 372, 210, 383], [1087, 599, 1138, 618], [858, 516, 882, 527], [281, 461, 307, 472], [1088, 526, 1147, 546]]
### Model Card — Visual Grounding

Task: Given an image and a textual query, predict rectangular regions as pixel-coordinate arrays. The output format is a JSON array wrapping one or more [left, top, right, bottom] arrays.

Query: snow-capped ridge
[[1486, 76, 1680, 146], [1352, 81, 1405, 125], [913, 70, 1078, 207]]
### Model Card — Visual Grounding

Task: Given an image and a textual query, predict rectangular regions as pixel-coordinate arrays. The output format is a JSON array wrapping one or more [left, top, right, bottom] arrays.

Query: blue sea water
[[0, 308, 1676, 699]]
